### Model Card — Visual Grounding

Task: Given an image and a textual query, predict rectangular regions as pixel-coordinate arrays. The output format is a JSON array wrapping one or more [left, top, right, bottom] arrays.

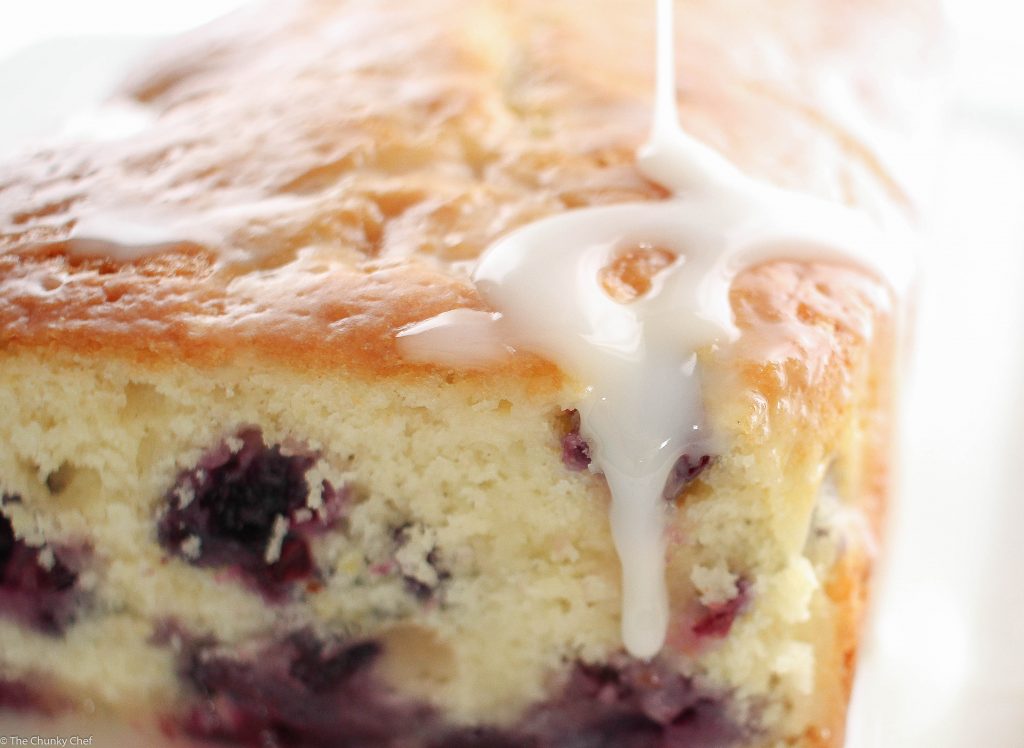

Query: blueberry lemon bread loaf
[[0, 0, 938, 745]]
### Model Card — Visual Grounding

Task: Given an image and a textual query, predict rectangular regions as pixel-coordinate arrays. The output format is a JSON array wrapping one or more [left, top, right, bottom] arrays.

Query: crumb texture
[[0, 279, 890, 743]]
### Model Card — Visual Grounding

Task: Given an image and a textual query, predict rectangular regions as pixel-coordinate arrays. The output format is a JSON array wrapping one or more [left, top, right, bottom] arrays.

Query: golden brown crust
[[0, 0, 939, 377]]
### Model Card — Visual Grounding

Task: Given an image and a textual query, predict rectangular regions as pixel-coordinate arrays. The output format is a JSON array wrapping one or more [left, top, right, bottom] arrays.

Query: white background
[[1, 1, 1023, 746]]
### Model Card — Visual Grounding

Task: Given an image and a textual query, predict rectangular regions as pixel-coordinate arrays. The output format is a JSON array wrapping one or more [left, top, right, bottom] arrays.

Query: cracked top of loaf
[[0, 0, 937, 373]]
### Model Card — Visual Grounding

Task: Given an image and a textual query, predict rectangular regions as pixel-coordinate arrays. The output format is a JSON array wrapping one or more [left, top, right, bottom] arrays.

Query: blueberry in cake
[[0, 0, 940, 745]]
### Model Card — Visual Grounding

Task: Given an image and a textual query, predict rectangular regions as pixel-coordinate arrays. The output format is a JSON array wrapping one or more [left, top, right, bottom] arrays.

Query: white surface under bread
[[2, 1, 1024, 746]]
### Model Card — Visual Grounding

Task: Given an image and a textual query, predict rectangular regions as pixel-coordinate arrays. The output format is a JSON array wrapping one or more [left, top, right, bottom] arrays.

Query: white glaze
[[64, 198, 288, 263], [61, 98, 156, 144], [396, 308, 511, 367], [398, 0, 908, 659], [68, 208, 203, 260]]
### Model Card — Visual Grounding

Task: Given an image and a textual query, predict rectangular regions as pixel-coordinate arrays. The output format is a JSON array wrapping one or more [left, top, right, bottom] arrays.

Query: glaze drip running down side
[[397, 0, 909, 658]]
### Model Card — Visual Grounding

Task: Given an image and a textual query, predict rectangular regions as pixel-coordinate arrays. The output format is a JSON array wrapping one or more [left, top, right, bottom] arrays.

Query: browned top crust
[[0, 0, 940, 374]]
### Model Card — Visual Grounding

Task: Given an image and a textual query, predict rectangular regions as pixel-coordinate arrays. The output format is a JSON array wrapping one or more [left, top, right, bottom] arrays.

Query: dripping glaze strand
[[397, 0, 907, 659]]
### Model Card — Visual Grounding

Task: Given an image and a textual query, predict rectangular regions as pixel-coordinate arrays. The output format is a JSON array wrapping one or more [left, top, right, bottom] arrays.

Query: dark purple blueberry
[[0, 679, 66, 716], [157, 430, 348, 599], [173, 628, 432, 748], [559, 409, 592, 471], [403, 576, 435, 601], [390, 527, 450, 603], [163, 429, 313, 554], [0, 679, 40, 712], [312, 481, 350, 531], [519, 657, 744, 748], [662, 453, 714, 501], [0, 511, 14, 570], [562, 433, 593, 472], [692, 580, 752, 639], [287, 633, 381, 694], [163, 631, 745, 747], [266, 534, 314, 587], [0, 506, 84, 635], [554, 714, 661, 748], [664, 698, 742, 748], [433, 728, 536, 748]]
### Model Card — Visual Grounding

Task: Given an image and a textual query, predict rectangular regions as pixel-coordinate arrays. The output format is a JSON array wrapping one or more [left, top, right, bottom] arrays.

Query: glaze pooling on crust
[[398, 0, 910, 658], [66, 205, 222, 262], [0, 0, 928, 378]]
